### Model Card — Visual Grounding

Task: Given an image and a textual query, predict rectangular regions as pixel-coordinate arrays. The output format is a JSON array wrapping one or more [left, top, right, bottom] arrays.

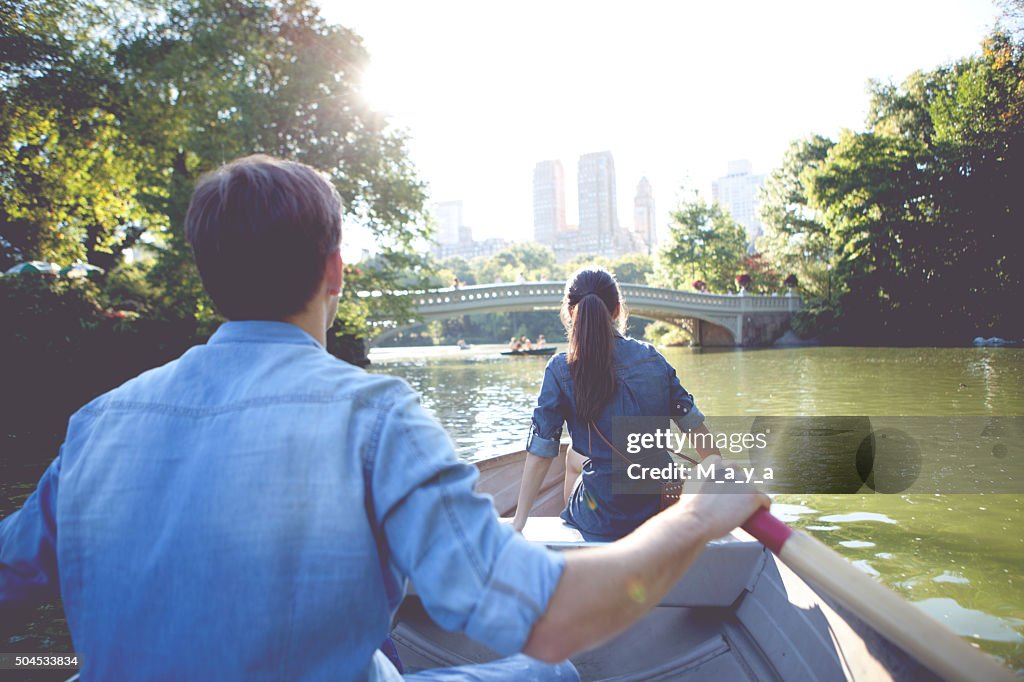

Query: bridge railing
[[366, 281, 799, 313]]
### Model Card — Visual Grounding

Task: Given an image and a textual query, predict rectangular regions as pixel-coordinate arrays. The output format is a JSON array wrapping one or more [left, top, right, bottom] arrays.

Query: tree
[[757, 135, 834, 297], [0, 0, 164, 270], [475, 242, 559, 283], [800, 30, 1023, 342], [114, 0, 428, 335], [608, 253, 653, 285], [655, 194, 748, 293], [1, 0, 429, 340]]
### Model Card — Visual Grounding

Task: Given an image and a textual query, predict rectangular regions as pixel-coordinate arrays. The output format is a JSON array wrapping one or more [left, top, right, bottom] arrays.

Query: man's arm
[[524, 482, 768, 662], [0, 454, 61, 606], [368, 383, 766, 661], [369, 387, 567, 656]]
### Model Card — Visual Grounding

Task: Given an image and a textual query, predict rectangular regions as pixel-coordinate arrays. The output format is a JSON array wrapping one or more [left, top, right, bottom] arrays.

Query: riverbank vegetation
[[758, 24, 1023, 345], [652, 15, 1023, 346]]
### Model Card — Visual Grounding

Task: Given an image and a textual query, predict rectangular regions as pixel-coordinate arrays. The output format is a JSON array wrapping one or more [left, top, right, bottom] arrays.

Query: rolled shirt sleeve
[[526, 363, 568, 459], [0, 453, 61, 606], [666, 359, 705, 432], [368, 385, 565, 655]]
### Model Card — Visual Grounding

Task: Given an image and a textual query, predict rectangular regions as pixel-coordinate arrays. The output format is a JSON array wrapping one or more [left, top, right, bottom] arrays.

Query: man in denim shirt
[[0, 156, 767, 680]]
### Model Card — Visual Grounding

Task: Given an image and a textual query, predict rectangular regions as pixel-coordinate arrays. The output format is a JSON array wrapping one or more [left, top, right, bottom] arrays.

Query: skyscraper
[[712, 160, 765, 247], [532, 160, 566, 245], [431, 200, 464, 246], [578, 151, 618, 256], [633, 176, 656, 255]]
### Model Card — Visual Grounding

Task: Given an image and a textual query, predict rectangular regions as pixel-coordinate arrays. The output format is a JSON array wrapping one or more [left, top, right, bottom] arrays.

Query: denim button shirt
[[526, 335, 704, 540], [0, 321, 564, 681]]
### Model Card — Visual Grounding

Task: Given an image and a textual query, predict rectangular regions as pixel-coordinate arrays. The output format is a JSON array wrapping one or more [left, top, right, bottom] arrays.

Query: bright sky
[[318, 0, 1001, 248]]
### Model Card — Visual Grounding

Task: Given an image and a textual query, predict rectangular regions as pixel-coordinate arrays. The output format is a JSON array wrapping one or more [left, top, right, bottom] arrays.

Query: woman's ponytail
[[562, 268, 627, 424]]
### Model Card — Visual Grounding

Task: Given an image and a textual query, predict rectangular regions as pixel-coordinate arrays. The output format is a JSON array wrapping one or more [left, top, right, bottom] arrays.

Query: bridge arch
[[366, 282, 800, 347]]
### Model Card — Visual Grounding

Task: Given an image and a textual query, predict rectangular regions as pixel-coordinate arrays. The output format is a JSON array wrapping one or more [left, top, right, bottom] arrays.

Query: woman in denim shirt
[[513, 268, 720, 541]]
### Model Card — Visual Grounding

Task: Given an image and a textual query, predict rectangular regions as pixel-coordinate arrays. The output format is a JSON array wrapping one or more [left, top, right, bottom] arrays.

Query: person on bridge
[[0, 156, 766, 680], [513, 267, 726, 541]]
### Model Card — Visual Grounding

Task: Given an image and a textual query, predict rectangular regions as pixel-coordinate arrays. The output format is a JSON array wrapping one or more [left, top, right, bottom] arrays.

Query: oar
[[741, 508, 1016, 682]]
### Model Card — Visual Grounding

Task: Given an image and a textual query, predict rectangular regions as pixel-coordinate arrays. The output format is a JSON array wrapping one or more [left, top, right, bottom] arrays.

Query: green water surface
[[369, 344, 1024, 669]]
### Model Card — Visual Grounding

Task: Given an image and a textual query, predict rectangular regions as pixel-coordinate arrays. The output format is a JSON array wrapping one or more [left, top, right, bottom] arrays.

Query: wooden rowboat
[[389, 447, 942, 681], [500, 346, 558, 357]]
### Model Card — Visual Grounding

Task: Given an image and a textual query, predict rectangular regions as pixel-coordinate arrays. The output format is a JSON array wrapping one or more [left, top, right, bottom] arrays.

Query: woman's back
[[538, 336, 704, 539], [514, 267, 706, 542]]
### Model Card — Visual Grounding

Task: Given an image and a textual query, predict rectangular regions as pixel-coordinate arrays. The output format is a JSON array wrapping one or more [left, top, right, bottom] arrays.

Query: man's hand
[[672, 472, 769, 543]]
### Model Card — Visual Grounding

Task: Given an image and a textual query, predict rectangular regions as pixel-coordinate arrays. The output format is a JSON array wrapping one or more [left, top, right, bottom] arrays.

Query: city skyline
[[532, 150, 656, 261], [321, 1, 1002, 254]]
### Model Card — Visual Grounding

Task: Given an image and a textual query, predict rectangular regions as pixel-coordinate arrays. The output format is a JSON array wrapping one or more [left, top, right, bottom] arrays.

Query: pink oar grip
[[741, 508, 793, 555]]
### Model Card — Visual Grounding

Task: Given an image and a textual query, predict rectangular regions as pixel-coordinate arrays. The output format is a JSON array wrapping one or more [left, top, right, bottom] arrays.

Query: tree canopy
[[655, 194, 749, 293], [758, 27, 1023, 342], [1, 0, 428, 338]]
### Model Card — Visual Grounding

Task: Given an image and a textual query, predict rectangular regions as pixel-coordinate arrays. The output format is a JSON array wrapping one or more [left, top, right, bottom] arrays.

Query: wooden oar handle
[[738, 507, 1016, 682], [740, 507, 792, 555]]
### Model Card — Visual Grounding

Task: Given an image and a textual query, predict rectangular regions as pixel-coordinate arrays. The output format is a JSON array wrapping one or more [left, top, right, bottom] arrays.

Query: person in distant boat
[[521, 335, 533, 351], [513, 267, 724, 541], [537, 334, 547, 347], [452, 275, 461, 290], [509, 335, 521, 351], [0, 156, 767, 681]]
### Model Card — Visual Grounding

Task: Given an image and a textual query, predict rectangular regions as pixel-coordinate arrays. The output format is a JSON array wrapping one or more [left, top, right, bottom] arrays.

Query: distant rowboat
[[500, 346, 557, 357], [389, 447, 947, 681]]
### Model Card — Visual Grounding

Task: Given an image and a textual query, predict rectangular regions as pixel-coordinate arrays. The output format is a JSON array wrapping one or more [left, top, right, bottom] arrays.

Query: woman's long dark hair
[[561, 267, 627, 424]]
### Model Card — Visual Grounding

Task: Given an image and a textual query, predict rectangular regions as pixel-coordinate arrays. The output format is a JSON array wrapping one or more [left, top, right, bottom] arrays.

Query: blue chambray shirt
[[525, 334, 705, 540], [0, 321, 565, 681]]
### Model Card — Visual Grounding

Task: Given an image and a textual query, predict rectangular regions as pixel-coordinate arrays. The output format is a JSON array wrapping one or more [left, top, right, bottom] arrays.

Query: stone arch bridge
[[366, 282, 800, 347]]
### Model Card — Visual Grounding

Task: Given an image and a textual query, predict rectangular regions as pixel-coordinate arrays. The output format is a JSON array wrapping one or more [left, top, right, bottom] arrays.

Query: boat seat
[[509, 518, 767, 609], [406, 522, 763, 610]]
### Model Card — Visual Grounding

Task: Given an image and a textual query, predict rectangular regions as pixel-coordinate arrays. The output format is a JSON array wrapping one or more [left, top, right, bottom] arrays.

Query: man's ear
[[325, 249, 344, 296]]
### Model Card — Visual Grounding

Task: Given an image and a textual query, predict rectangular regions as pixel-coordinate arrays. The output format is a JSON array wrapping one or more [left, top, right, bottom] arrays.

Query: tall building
[[577, 151, 619, 257], [633, 176, 656, 255], [711, 160, 766, 246], [532, 160, 566, 245], [431, 200, 464, 245]]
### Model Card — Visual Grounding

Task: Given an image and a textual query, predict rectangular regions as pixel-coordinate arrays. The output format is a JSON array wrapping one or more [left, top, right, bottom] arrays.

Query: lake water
[[369, 343, 1024, 670]]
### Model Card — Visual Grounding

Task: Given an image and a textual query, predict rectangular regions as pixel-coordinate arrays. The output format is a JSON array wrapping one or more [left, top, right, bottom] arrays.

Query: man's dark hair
[[185, 155, 343, 320]]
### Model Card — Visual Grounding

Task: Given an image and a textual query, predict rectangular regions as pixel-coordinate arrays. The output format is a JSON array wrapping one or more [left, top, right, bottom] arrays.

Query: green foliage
[[757, 134, 834, 298], [0, 0, 166, 271], [656, 194, 748, 293], [610, 253, 653, 285], [642, 320, 693, 347], [761, 28, 1024, 343], [1, 0, 429, 340], [474, 242, 560, 283], [790, 302, 838, 341], [560, 252, 652, 285]]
